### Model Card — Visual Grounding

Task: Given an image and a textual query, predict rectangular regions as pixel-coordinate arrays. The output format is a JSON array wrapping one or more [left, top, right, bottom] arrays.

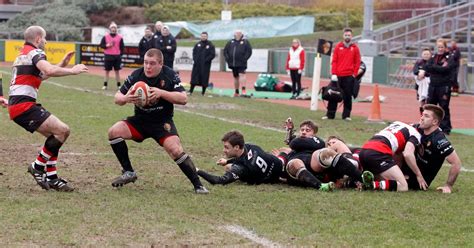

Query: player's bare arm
[[403, 142, 428, 190], [437, 151, 461, 193], [36, 59, 88, 78], [148, 87, 187, 105], [114, 90, 140, 106]]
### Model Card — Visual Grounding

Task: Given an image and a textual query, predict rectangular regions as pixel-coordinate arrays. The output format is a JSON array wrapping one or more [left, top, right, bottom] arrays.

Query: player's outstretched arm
[[437, 151, 461, 193], [196, 169, 238, 185], [36, 60, 88, 78], [403, 142, 428, 190]]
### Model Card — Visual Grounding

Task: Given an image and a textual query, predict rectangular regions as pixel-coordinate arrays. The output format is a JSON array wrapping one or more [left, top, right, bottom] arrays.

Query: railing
[[377, 2, 473, 55], [355, 1, 473, 61]]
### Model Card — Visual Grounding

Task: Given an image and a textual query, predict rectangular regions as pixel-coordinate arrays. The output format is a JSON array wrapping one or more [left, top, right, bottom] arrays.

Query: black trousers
[[427, 85, 452, 133], [290, 70, 302, 95], [326, 76, 354, 119]]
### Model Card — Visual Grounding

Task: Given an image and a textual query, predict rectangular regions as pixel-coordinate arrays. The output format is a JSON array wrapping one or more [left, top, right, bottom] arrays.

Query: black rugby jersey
[[120, 66, 184, 121], [413, 124, 454, 186]]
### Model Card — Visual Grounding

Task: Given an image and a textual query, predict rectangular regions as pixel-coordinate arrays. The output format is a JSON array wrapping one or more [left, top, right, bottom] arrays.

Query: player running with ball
[[107, 48, 209, 194]]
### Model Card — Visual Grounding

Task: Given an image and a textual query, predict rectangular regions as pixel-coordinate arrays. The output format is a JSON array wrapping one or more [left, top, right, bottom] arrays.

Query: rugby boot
[[48, 178, 74, 192], [319, 182, 335, 192], [362, 171, 375, 190], [194, 185, 209, 194], [111, 171, 137, 187], [27, 163, 50, 190]]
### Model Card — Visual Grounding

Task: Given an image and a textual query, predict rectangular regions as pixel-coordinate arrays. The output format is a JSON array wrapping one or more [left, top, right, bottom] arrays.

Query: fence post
[[310, 53, 322, 111]]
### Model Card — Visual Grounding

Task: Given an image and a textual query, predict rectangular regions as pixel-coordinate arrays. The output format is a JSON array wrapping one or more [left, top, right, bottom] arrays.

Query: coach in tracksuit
[[324, 28, 361, 121]]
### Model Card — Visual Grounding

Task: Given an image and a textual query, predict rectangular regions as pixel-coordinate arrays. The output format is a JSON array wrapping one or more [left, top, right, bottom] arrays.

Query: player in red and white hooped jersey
[[8, 26, 88, 192], [359, 121, 428, 192]]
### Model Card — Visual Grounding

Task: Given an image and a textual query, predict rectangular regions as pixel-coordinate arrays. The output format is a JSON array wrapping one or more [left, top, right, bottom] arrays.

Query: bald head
[[24, 26, 46, 43], [24, 26, 46, 49]]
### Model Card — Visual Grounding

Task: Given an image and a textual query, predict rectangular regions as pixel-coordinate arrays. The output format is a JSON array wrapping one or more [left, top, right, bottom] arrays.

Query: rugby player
[[404, 104, 461, 193], [359, 121, 427, 192], [107, 48, 209, 194], [197, 130, 335, 191], [9, 26, 88, 191]]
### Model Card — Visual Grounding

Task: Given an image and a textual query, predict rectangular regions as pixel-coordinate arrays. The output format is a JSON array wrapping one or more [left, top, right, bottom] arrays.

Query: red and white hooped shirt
[[8, 42, 47, 120], [362, 121, 421, 155]]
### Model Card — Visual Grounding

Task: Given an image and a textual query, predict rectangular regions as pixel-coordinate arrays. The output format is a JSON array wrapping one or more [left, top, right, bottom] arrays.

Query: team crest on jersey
[[163, 123, 171, 132], [247, 150, 253, 160], [206, 45, 209, 49], [198, 43, 201, 47], [160, 79, 165, 88]]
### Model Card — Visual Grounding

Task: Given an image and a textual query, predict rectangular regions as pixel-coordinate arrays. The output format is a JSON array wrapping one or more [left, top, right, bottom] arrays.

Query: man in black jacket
[[424, 39, 457, 135], [190, 32, 216, 96], [157, 26, 177, 69], [138, 27, 154, 64], [223, 30, 252, 96]]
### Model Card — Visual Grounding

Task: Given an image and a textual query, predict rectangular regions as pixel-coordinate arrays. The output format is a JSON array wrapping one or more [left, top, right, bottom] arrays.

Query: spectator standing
[[190, 32, 216, 96], [224, 30, 252, 97], [157, 26, 177, 69], [424, 39, 457, 135], [100, 22, 124, 90], [152, 21, 163, 47], [285, 39, 305, 99], [323, 27, 361, 121], [413, 48, 432, 114], [138, 27, 154, 64]]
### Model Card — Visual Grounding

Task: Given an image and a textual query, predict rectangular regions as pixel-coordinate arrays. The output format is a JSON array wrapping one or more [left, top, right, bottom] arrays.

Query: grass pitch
[[0, 68, 473, 246]]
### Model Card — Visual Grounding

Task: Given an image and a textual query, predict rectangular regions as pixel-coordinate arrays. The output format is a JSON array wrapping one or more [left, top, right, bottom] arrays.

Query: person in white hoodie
[[285, 39, 305, 99]]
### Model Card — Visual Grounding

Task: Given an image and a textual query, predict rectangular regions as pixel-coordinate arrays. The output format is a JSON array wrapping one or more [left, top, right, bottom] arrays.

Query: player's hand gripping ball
[[129, 81, 150, 107]]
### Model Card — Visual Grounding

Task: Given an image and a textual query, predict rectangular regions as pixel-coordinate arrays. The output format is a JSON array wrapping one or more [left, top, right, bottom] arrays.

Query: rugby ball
[[129, 81, 150, 107]]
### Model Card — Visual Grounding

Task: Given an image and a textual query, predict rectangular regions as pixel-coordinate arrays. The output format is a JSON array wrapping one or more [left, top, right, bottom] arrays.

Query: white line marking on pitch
[[178, 108, 285, 133], [36, 76, 285, 134], [461, 167, 474, 173], [222, 224, 281, 248]]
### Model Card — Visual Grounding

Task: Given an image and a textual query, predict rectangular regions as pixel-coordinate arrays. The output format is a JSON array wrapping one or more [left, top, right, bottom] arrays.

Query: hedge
[[144, 2, 363, 31]]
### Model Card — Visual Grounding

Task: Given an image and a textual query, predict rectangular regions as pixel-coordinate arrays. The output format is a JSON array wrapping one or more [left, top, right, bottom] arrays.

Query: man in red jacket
[[323, 28, 361, 121]]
